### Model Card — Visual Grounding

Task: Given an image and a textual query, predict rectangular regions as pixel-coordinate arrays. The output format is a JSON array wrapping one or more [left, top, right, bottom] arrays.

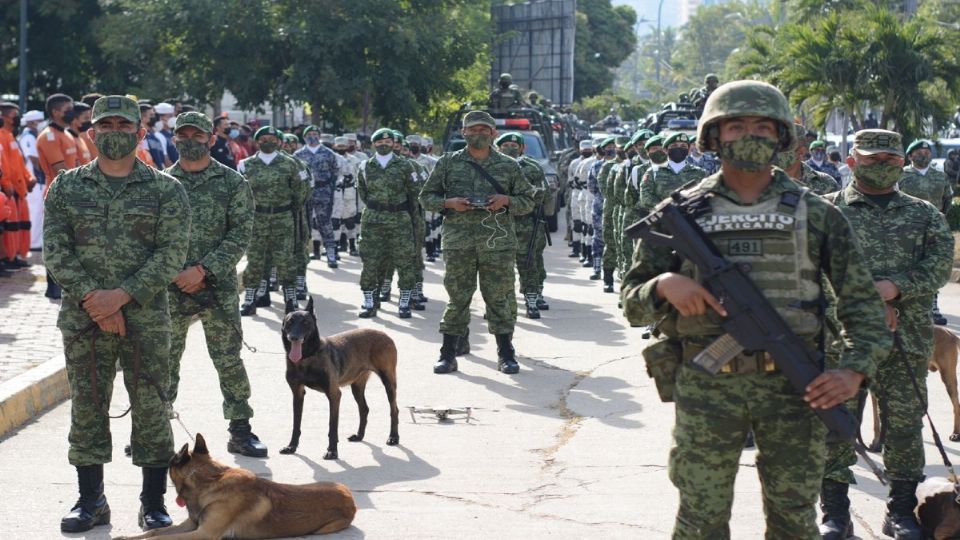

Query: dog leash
[[893, 331, 960, 498], [175, 287, 258, 353]]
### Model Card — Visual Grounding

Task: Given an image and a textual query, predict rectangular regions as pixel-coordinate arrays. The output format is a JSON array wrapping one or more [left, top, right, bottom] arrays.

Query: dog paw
[[951, 433, 960, 442], [323, 450, 339, 460], [279, 446, 297, 454], [348, 434, 363, 442], [386, 435, 399, 446]]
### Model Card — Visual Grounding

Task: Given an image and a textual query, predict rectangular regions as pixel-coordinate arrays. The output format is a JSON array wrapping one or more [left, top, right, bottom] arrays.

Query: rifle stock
[[626, 194, 858, 442]]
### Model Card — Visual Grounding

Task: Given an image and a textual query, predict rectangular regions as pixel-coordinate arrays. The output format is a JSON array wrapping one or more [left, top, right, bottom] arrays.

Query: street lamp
[[656, 0, 665, 86]]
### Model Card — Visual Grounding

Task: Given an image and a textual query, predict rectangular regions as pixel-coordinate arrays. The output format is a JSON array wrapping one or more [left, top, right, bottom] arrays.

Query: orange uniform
[[72, 130, 93, 165], [137, 139, 156, 168], [0, 128, 35, 257], [79, 130, 97, 160], [37, 124, 80, 187]]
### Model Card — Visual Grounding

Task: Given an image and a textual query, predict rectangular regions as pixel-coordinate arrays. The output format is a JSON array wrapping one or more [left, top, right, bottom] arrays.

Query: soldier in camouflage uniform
[[620, 130, 655, 275], [45, 95, 190, 532], [610, 136, 639, 282], [621, 81, 889, 539], [599, 136, 629, 291], [163, 112, 267, 460], [899, 138, 953, 325], [588, 138, 615, 281], [239, 126, 311, 315], [773, 123, 840, 195], [294, 125, 340, 268], [420, 111, 534, 375], [406, 134, 435, 304], [488, 73, 524, 111], [356, 128, 420, 319], [805, 140, 842, 184], [821, 130, 953, 540], [497, 132, 549, 319]]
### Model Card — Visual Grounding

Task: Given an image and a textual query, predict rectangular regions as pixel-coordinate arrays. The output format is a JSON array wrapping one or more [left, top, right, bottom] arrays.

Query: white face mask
[[153, 121, 163, 131], [166, 117, 176, 129]]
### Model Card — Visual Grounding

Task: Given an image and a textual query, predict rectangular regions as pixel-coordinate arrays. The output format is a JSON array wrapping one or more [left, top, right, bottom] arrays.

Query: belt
[[718, 351, 778, 374], [366, 201, 410, 212], [255, 204, 292, 214]]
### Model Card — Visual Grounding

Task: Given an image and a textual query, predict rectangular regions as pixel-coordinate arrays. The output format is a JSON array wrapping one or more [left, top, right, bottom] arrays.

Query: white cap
[[344, 133, 358, 141], [405, 134, 422, 145], [334, 136, 348, 146], [154, 103, 175, 115], [579, 140, 594, 150], [423, 136, 433, 145], [22, 110, 43, 122], [320, 133, 335, 143]]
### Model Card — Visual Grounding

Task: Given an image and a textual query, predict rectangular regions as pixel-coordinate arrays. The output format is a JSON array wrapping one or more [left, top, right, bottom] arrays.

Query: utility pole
[[18, 0, 27, 111], [656, 0, 665, 90]]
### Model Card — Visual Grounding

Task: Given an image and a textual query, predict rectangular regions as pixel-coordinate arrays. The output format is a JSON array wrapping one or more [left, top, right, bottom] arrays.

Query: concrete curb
[[0, 355, 68, 438]]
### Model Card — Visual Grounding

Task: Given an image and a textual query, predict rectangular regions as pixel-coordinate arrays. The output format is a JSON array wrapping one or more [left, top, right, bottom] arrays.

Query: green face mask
[[855, 162, 902, 190], [648, 149, 667, 164], [465, 134, 492, 150], [718, 134, 778, 172], [772, 150, 797, 170], [175, 139, 209, 161], [95, 131, 139, 160], [258, 141, 278, 154], [500, 146, 521, 158], [911, 154, 931, 169], [374, 144, 393, 156]]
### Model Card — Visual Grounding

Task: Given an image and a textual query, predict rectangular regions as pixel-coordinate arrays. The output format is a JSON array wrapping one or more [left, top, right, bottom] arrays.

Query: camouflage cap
[[92, 95, 141, 125], [462, 110, 496, 129], [174, 111, 213, 133], [371, 128, 393, 142], [253, 125, 281, 140], [644, 135, 665, 150], [663, 132, 691, 147], [852, 129, 903, 157], [495, 132, 524, 147], [905, 139, 932, 156]]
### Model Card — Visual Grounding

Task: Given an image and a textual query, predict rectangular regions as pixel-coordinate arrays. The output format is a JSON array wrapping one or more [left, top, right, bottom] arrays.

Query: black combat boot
[[61, 464, 110, 532], [426, 240, 436, 262], [326, 246, 338, 268], [398, 289, 413, 319], [496, 333, 519, 374], [338, 234, 347, 252], [456, 329, 470, 356], [379, 279, 392, 302], [268, 267, 279, 291], [882, 480, 922, 540], [359, 290, 378, 318], [536, 291, 549, 311], [227, 418, 268, 457], [524, 293, 541, 319], [240, 287, 257, 317], [415, 281, 428, 304], [312, 240, 322, 260], [254, 279, 271, 307], [569, 240, 581, 258], [819, 479, 853, 540], [932, 295, 948, 325], [348, 238, 359, 256], [582, 249, 593, 268], [434, 334, 459, 374], [296, 275, 308, 300], [603, 268, 615, 293], [283, 287, 298, 313], [138, 467, 172, 530]]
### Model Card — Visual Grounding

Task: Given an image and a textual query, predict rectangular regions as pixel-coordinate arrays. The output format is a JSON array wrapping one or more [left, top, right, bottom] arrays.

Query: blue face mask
[[604, 149, 616, 158], [229, 128, 240, 139]]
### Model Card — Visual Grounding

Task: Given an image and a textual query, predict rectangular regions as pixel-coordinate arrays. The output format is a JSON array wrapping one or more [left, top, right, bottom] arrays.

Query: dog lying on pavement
[[116, 433, 356, 539], [280, 297, 400, 460]]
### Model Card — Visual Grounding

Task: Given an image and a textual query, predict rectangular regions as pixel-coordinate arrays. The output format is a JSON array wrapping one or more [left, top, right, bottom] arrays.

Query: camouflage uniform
[[622, 81, 889, 540], [804, 156, 842, 184], [823, 185, 952, 484], [588, 156, 608, 275], [419, 148, 534, 336], [899, 164, 953, 213], [357, 143, 420, 315], [45, 158, 190, 467], [599, 156, 623, 277], [164, 157, 255, 420], [792, 162, 840, 195], [239, 140, 310, 311], [514, 155, 548, 299], [294, 129, 340, 265], [638, 162, 709, 212]]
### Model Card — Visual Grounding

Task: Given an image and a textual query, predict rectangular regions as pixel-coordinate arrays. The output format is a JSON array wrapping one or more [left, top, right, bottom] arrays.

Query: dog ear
[[194, 433, 209, 455], [171, 443, 191, 466], [306, 296, 314, 314]]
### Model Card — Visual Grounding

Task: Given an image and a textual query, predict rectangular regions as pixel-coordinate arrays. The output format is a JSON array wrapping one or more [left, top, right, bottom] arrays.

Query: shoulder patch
[[46, 132, 56, 141], [299, 169, 309, 181]]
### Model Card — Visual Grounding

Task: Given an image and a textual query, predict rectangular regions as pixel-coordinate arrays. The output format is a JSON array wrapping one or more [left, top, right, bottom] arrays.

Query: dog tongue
[[176, 495, 186, 508], [289, 340, 303, 363]]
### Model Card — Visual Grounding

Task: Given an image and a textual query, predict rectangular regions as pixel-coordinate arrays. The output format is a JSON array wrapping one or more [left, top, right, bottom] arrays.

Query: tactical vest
[[675, 188, 822, 341]]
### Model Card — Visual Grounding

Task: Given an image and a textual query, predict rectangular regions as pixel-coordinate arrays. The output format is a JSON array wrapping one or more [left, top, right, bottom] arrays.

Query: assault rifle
[[624, 192, 858, 442], [524, 204, 552, 269]]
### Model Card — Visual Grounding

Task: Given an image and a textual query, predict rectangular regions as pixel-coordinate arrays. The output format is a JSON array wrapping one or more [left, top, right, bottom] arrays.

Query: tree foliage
[[574, 0, 637, 100]]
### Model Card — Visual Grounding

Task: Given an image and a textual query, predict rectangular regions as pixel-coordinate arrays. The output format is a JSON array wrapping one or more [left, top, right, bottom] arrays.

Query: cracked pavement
[[3, 232, 960, 539]]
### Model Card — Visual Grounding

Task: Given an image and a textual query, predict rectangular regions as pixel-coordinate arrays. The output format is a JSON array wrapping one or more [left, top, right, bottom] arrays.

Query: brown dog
[[869, 326, 960, 449], [280, 297, 399, 460], [116, 433, 356, 539]]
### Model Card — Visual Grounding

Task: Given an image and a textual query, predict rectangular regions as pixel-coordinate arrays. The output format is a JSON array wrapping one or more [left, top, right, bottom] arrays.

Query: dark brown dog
[[116, 433, 356, 539], [280, 297, 399, 459], [869, 326, 960, 450]]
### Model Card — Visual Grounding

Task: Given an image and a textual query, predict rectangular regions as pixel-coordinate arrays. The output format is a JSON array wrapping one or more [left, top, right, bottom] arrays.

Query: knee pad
[[331, 218, 342, 229], [573, 220, 583, 233], [345, 217, 357, 230]]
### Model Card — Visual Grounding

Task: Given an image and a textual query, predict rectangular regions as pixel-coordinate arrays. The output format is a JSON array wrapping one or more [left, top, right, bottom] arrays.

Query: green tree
[[574, 0, 636, 100]]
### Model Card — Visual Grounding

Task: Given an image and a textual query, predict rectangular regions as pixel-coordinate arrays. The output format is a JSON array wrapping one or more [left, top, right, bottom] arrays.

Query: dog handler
[[164, 112, 268, 459], [621, 81, 889, 539], [45, 95, 190, 532], [821, 130, 953, 540]]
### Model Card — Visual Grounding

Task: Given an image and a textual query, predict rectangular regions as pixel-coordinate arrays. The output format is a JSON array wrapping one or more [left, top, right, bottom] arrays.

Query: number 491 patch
[[728, 239, 763, 256]]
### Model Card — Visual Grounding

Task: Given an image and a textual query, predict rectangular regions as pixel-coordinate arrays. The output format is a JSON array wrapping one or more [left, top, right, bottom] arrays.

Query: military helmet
[[499, 73, 512, 83], [696, 80, 795, 153]]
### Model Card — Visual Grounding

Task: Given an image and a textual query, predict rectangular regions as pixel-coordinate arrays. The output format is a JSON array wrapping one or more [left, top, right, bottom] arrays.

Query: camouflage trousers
[[380, 216, 425, 287], [360, 221, 416, 291], [311, 184, 337, 248], [670, 364, 826, 540], [825, 351, 927, 483], [243, 212, 297, 288], [63, 327, 175, 468], [439, 247, 517, 336], [515, 219, 547, 294], [601, 202, 619, 271], [591, 193, 604, 260], [297, 205, 310, 275], [168, 291, 254, 421], [620, 208, 642, 275]]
